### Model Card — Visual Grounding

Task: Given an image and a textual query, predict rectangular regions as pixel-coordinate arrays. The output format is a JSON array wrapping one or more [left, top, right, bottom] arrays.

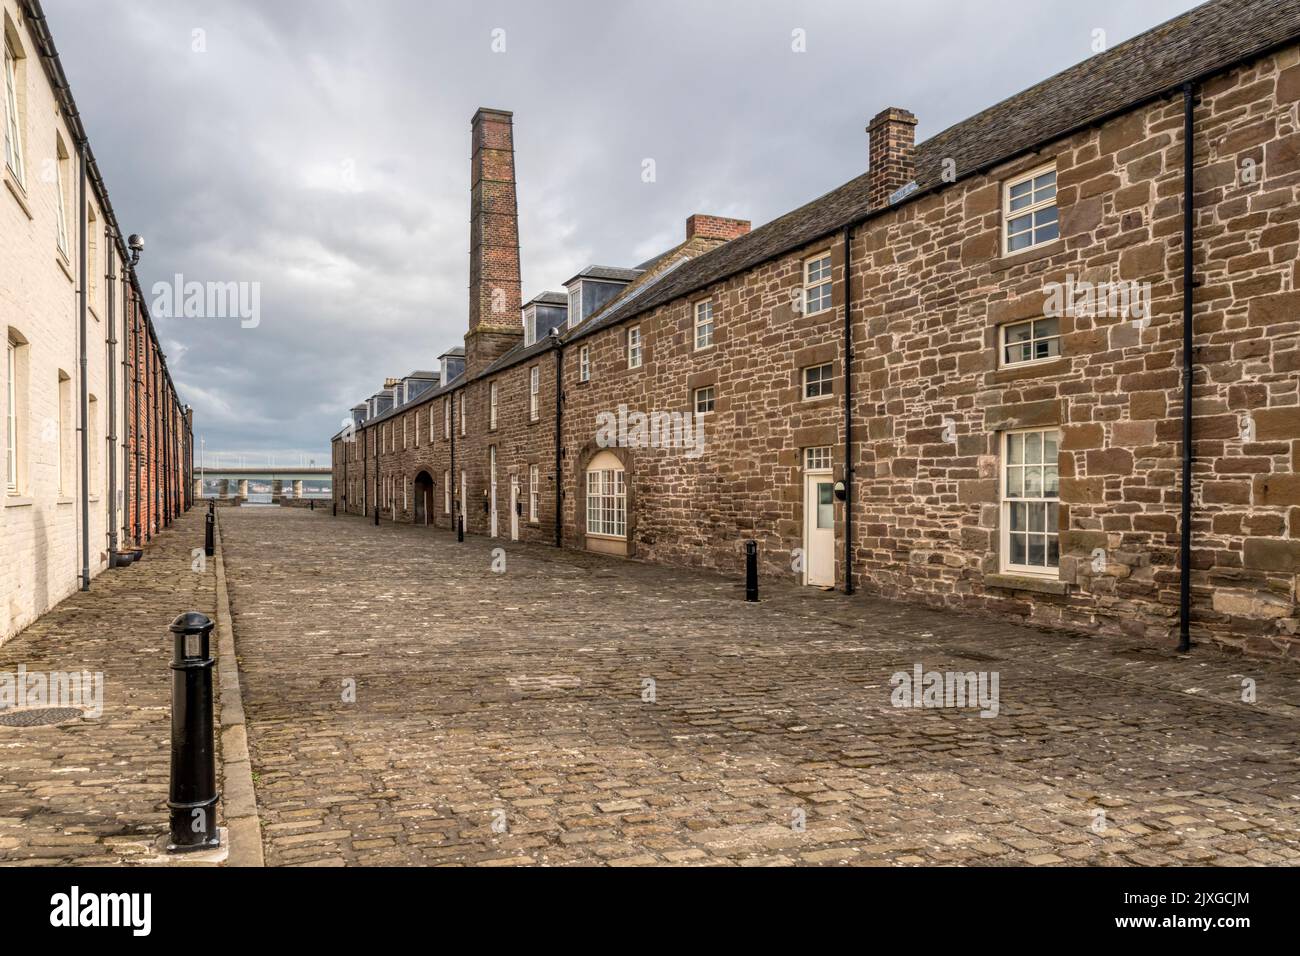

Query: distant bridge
[[196, 466, 332, 501]]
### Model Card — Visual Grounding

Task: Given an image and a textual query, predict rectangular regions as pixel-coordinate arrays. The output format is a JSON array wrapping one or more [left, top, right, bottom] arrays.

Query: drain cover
[[0, 708, 84, 727]]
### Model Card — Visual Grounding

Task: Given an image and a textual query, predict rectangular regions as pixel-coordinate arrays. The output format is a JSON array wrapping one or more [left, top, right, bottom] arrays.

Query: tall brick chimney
[[867, 107, 918, 209], [465, 107, 523, 374], [685, 214, 751, 242]]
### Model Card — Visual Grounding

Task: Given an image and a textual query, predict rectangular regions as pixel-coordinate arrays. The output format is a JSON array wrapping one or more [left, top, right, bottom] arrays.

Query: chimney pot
[[867, 107, 918, 209]]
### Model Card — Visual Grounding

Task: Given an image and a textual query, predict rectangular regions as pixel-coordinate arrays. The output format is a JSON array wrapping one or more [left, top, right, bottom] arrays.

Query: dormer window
[[523, 305, 537, 347], [568, 287, 582, 328]]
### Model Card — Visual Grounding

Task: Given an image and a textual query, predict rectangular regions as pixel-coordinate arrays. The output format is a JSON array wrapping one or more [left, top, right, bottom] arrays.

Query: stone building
[[1, 0, 192, 647], [335, 0, 1300, 658]]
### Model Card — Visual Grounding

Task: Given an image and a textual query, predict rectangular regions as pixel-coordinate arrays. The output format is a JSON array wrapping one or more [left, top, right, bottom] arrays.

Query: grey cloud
[[45, 0, 1199, 463]]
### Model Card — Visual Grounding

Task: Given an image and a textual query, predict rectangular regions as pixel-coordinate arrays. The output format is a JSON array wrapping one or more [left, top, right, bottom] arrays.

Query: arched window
[[585, 450, 625, 539]]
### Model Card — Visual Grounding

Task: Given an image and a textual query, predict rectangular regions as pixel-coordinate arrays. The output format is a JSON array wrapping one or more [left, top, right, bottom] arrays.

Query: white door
[[804, 471, 835, 587], [510, 476, 520, 541], [489, 448, 498, 538]]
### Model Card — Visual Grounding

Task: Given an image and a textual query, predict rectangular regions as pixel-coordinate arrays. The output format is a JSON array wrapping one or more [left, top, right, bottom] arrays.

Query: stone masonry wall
[[333, 40, 1300, 658]]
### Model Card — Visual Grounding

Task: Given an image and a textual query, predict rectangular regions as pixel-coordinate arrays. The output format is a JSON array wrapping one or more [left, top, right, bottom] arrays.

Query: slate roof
[[525, 291, 568, 307], [563, 265, 642, 285], [577, 0, 1300, 337]]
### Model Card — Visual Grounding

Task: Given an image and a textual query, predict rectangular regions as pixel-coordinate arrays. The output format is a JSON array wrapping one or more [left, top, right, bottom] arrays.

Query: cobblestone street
[[219, 508, 1300, 867], [0, 511, 218, 864]]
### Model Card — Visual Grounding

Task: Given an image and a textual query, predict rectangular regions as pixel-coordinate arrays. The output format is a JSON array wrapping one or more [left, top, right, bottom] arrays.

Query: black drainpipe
[[78, 147, 90, 591], [1178, 82, 1196, 653], [841, 225, 854, 596], [553, 331, 564, 548], [106, 227, 118, 553], [131, 293, 141, 544]]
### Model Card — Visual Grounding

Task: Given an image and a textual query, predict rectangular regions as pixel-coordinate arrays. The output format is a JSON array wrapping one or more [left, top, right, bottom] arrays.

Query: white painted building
[[1, 0, 191, 646]]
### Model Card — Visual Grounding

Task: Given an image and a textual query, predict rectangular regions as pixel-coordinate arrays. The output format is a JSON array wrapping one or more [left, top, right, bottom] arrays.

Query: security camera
[[127, 234, 145, 265]]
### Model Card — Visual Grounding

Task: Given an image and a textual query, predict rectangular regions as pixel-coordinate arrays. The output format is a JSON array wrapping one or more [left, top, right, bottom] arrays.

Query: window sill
[[4, 170, 32, 219], [984, 572, 1068, 596], [56, 496, 75, 505], [585, 532, 627, 542], [56, 254, 74, 283], [4, 495, 33, 508], [991, 238, 1063, 273]]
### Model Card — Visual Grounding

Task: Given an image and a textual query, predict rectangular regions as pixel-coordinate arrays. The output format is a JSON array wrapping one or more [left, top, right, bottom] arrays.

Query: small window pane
[[1028, 501, 1045, 533], [1009, 533, 1027, 565], [817, 483, 833, 528], [1025, 432, 1042, 464]]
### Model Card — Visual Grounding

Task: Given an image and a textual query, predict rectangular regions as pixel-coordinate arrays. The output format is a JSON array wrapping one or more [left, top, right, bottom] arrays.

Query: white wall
[[1, 0, 128, 645]]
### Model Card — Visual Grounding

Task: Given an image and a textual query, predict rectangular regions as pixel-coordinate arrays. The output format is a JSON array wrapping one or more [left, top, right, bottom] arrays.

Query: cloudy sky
[[45, 0, 1201, 468]]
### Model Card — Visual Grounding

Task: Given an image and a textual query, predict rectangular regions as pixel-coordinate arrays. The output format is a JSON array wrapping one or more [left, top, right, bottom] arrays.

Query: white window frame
[[459, 394, 465, 436], [802, 363, 833, 400], [489, 382, 498, 430], [57, 371, 71, 495], [523, 305, 536, 347], [803, 253, 833, 316], [54, 140, 69, 258], [999, 317, 1062, 369], [627, 326, 642, 369], [999, 427, 1061, 578], [585, 466, 626, 538], [5, 338, 16, 494], [579, 345, 590, 382], [444, 398, 450, 438], [444, 470, 451, 514], [1002, 163, 1059, 256], [805, 446, 832, 472], [694, 299, 714, 351], [693, 385, 715, 415], [529, 463, 539, 522], [568, 286, 582, 328], [529, 365, 540, 421], [3, 32, 24, 186]]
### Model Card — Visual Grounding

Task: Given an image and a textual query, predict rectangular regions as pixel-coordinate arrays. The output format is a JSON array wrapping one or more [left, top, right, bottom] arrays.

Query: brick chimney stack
[[685, 214, 751, 242], [867, 107, 918, 209], [466, 107, 523, 374]]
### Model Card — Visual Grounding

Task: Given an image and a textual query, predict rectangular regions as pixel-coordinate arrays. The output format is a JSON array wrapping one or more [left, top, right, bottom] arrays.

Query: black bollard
[[745, 539, 758, 602], [457, 515, 464, 542], [374, 506, 380, 526], [167, 612, 220, 852], [310, 499, 315, 512], [204, 511, 215, 558], [332, 501, 337, 517]]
